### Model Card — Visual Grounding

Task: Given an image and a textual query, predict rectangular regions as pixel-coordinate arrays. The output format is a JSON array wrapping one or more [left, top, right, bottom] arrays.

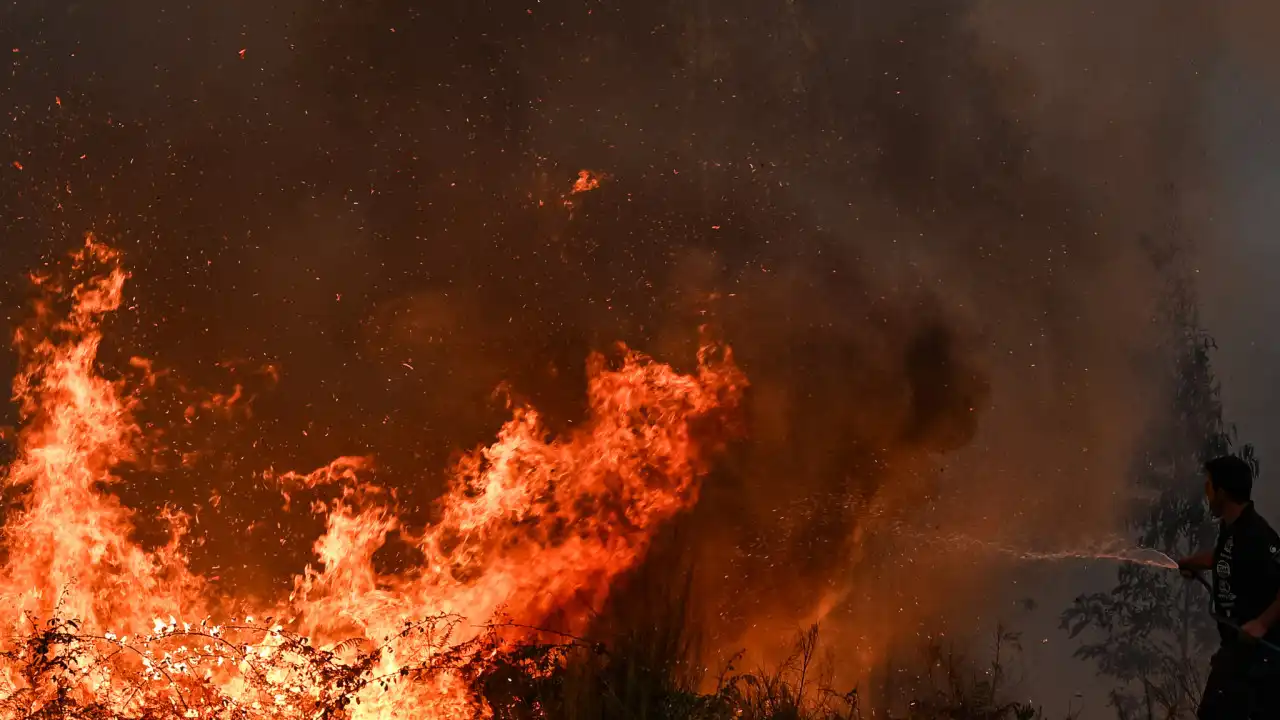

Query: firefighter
[[1177, 455, 1280, 718]]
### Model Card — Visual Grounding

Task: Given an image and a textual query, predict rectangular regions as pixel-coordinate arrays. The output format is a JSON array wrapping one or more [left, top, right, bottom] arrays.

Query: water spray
[[889, 527, 1280, 653], [1013, 542, 1280, 654], [927, 533, 1181, 570], [951, 534, 1280, 653], [1005, 545, 1179, 569]]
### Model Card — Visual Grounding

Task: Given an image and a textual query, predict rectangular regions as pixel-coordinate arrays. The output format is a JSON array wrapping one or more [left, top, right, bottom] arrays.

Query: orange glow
[[562, 169, 607, 209], [569, 170, 604, 195], [0, 236, 746, 718]]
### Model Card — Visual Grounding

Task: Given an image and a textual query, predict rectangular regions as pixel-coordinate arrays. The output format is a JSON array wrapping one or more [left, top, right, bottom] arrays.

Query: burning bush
[[0, 237, 746, 719]]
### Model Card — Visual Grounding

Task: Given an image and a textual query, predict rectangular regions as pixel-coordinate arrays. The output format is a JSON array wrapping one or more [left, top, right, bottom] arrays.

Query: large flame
[[0, 236, 746, 718]]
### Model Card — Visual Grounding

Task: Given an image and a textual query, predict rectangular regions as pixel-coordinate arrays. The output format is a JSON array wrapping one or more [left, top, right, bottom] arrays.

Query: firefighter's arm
[[1176, 550, 1214, 574], [1254, 594, 1280, 629], [1243, 592, 1280, 641], [1243, 540, 1280, 639]]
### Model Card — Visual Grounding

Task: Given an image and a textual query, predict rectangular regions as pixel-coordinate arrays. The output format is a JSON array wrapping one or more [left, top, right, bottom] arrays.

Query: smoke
[[1197, 3, 1280, 521], [2, 0, 1275, 711]]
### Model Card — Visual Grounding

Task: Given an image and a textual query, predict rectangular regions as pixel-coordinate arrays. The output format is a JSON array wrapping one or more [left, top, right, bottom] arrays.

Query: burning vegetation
[[0, 237, 754, 718]]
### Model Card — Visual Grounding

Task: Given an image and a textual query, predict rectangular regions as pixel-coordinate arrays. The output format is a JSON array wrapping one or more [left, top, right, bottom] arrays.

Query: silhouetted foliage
[[1061, 242, 1256, 719], [476, 621, 1061, 720], [0, 611, 508, 720], [0, 608, 1070, 719]]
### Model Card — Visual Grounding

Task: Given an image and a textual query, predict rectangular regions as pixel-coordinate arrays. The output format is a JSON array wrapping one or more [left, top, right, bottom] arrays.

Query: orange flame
[[0, 236, 746, 718], [569, 170, 604, 195], [561, 169, 607, 210]]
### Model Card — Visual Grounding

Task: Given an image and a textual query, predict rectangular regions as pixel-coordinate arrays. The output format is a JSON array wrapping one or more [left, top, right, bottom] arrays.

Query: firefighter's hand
[[1177, 552, 1213, 577], [1241, 619, 1268, 642]]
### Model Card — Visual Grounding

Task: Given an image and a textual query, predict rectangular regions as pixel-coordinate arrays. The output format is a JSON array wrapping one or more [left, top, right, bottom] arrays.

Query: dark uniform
[[1200, 502, 1280, 719]]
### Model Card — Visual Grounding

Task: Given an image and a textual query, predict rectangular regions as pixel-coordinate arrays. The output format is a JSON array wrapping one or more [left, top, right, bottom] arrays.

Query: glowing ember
[[0, 236, 746, 718], [569, 170, 604, 195], [561, 170, 607, 210]]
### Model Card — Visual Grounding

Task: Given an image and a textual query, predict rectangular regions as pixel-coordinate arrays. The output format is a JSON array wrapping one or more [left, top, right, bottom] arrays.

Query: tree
[[1060, 244, 1256, 719]]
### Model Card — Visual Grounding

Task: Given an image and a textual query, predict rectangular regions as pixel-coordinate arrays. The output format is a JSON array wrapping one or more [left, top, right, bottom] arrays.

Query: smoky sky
[[1, 0, 1273, 712]]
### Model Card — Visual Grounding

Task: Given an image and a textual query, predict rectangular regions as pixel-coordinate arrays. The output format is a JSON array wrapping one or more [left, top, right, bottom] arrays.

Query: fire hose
[[1186, 571, 1280, 655]]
